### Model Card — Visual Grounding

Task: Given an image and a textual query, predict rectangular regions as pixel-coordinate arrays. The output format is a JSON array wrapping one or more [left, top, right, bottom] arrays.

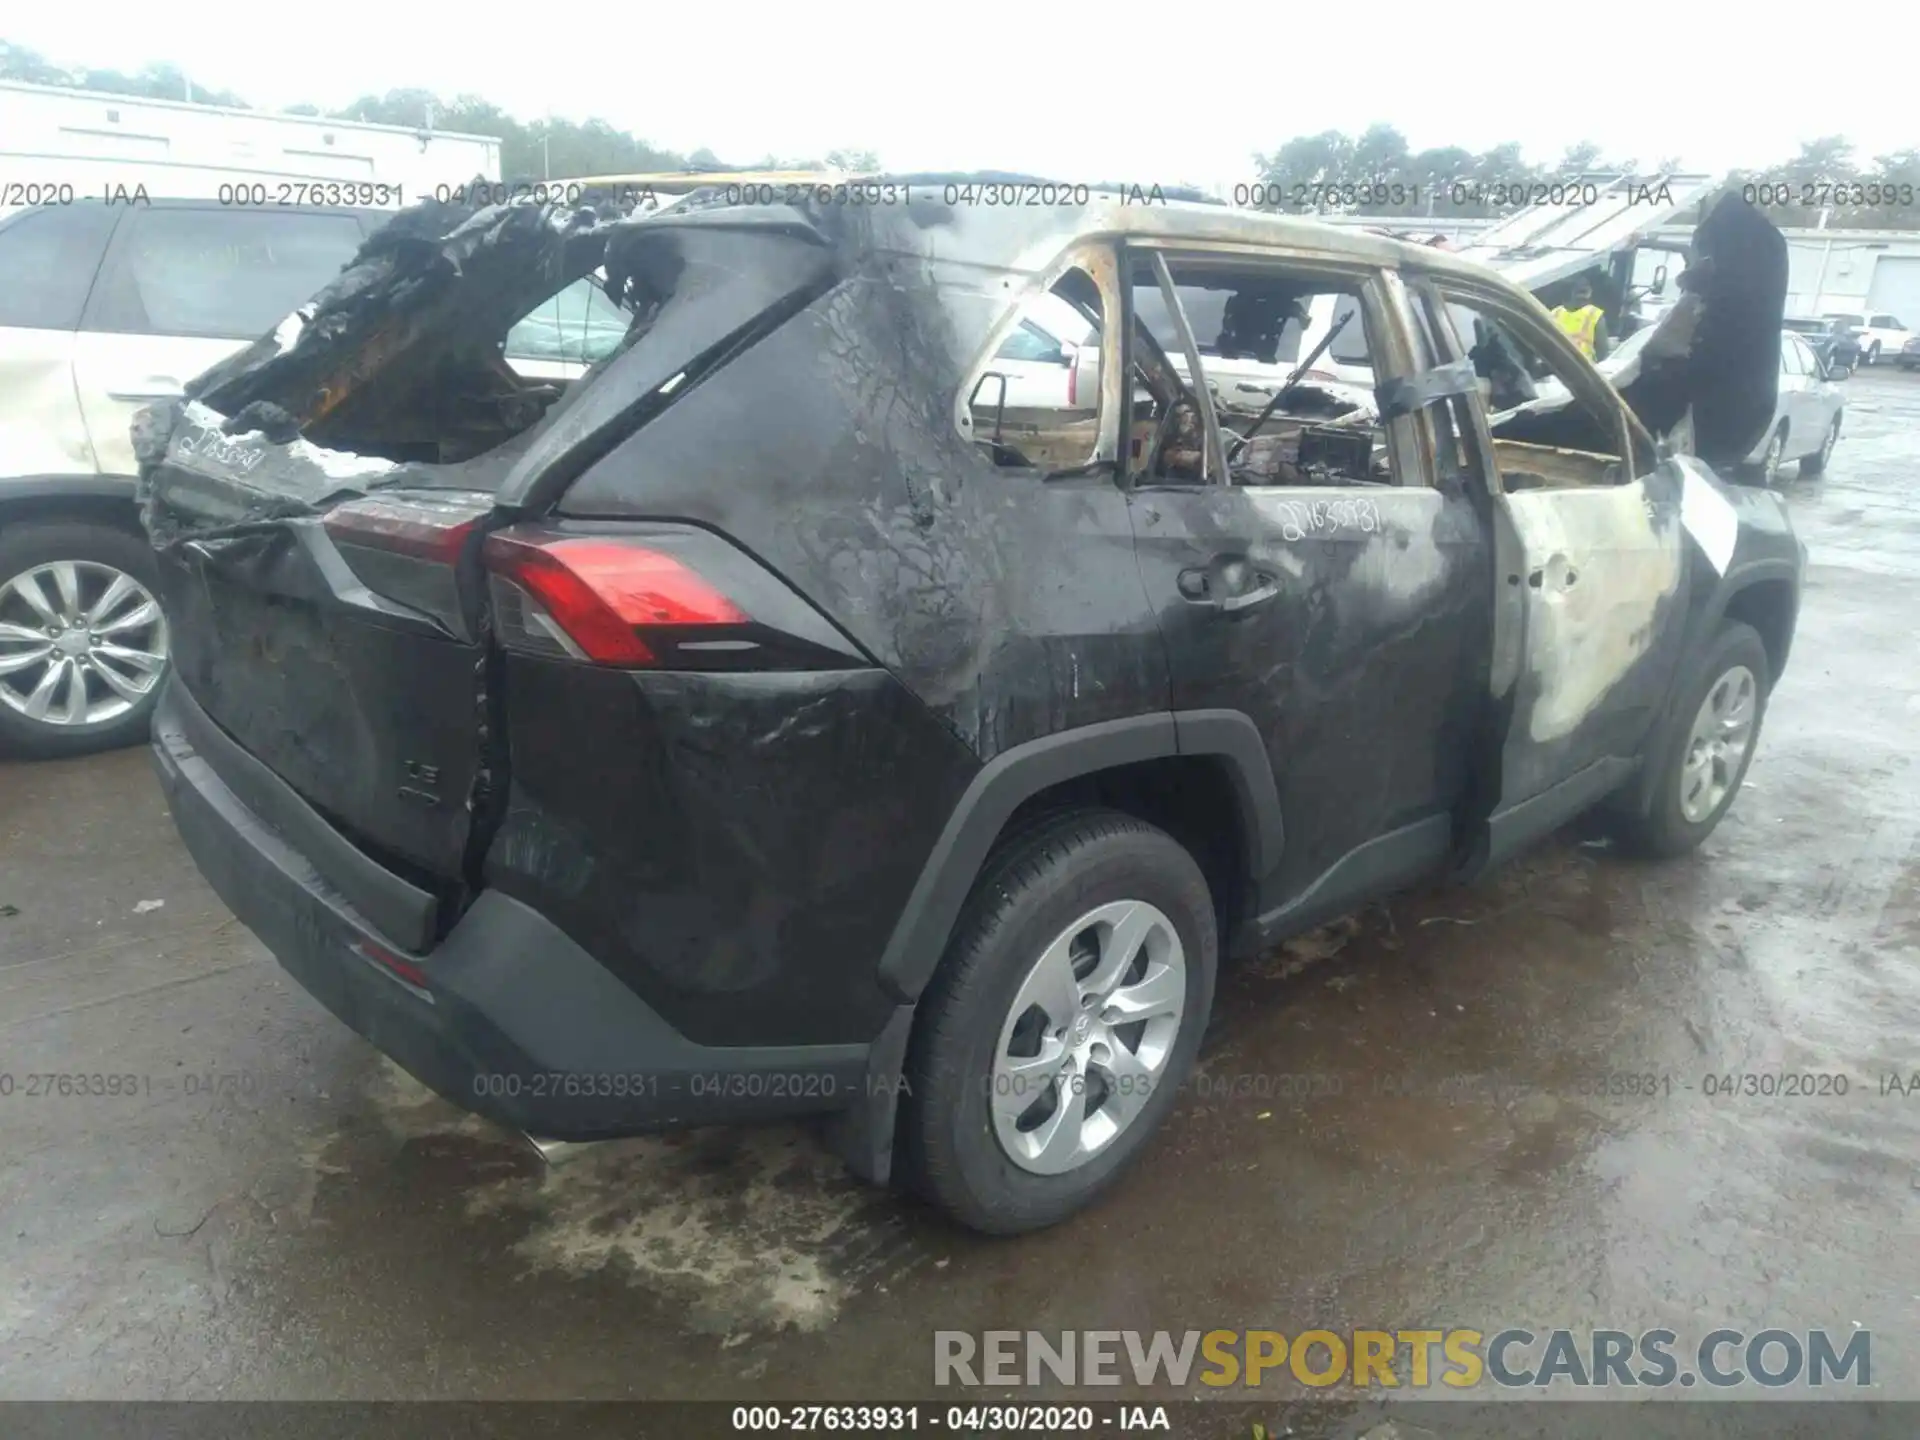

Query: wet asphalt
[[1, 372, 1917, 1428]]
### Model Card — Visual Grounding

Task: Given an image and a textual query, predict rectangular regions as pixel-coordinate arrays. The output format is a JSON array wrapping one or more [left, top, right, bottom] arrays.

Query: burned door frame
[[1410, 272, 1691, 872], [956, 240, 1131, 475], [1117, 241, 1497, 946]]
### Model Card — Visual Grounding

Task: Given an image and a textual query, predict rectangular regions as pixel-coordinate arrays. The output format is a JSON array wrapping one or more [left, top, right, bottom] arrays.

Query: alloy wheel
[[1679, 664, 1758, 824], [989, 898, 1187, 1176], [1761, 430, 1786, 484], [0, 560, 169, 727]]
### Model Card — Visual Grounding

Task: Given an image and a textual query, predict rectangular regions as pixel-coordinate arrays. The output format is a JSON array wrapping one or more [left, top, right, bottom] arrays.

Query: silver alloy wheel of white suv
[[0, 559, 170, 727]]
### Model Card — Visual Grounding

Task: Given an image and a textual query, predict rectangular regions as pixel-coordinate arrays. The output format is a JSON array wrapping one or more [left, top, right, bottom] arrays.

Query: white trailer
[[0, 80, 500, 210]]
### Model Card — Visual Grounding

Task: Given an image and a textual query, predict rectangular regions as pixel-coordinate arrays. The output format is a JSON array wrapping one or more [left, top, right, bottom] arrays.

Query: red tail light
[[482, 529, 747, 667], [321, 492, 484, 562], [321, 491, 494, 634]]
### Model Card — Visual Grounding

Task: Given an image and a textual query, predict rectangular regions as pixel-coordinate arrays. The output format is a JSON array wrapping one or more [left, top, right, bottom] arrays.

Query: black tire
[[1864, 342, 1881, 366], [900, 809, 1217, 1235], [1611, 622, 1771, 859], [1800, 415, 1841, 475], [0, 520, 168, 759]]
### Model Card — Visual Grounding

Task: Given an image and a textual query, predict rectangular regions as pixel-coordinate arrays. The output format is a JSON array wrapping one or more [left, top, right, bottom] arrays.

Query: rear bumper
[[151, 678, 885, 1140]]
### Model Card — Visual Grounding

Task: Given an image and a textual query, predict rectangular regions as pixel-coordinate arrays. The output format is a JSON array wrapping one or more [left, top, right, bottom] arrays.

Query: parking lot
[[2, 370, 1917, 1414]]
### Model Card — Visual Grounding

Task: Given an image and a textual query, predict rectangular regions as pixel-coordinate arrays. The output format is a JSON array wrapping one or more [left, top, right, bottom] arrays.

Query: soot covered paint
[[136, 181, 1805, 1165]]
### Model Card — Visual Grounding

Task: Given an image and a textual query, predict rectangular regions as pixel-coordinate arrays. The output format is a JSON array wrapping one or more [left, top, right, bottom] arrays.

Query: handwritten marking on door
[[1272, 496, 1383, 542]]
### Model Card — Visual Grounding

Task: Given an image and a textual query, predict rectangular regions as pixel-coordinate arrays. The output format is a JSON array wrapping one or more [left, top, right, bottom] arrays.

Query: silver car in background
[[1753, 328, 1846, 481], [1579, 322, 1844, 483]]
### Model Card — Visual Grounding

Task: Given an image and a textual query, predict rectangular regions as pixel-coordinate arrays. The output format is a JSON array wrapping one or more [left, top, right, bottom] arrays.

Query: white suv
[[1822, 310, 1911, 366], [0, 199, 617, 756]]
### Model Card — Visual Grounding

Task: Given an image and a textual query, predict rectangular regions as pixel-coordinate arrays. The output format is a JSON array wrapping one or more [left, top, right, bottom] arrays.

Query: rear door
[[1124, 246, 1495, 931], [0, 203, 122, 480], [74, 205, 368, 475], [1417, 274, 1693, 870]]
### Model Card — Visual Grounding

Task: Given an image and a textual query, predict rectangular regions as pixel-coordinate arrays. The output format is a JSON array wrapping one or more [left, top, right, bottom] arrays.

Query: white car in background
[[1751, 328, 1846, 481], [970, 315, 1088, 414], [1597, 323, 1844, 481], [1822, 310, 1911, 366], [502, 274, 631, 382], [0, 198, 631, 757], [1497, 322, 1844, 483]]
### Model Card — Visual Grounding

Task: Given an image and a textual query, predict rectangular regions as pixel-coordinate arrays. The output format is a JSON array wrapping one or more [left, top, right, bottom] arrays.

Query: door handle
[[1218, 580, 1281, 613], [1178, 559, 1280, 614], [107, 379, 185, 402]]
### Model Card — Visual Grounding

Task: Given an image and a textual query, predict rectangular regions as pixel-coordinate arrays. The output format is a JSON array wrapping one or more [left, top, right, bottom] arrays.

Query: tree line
[[5, 42, 1914, 229], [0, 41, 874, 179]]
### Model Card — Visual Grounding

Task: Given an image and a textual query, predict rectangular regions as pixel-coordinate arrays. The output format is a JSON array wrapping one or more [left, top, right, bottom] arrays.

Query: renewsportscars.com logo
[[933, 1328, 1871, 1390]]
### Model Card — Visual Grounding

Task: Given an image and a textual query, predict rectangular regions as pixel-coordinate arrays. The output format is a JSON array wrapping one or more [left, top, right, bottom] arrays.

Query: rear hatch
[[141, 188, 839, 936]]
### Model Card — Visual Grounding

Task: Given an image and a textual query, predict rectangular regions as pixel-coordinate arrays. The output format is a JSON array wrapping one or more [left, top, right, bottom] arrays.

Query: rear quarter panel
[[483, 660, 980, 1046], [557, 272, 1171, 760], [0, 327, 95, 479]]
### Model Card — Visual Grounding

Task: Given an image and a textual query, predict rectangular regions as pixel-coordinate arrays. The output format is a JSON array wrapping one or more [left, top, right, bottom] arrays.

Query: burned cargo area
[[134, 184, 842, 545]]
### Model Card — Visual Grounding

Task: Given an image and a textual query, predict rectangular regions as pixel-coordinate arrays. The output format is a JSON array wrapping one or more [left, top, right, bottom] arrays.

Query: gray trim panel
[[0, 474, 139, 506]]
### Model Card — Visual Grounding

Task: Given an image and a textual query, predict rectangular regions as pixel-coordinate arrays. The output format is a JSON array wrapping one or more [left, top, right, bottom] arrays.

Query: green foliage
[[5, 43, 1915, 231], [0, 42, 706, 179], [3, 40, 891, 183], [2, 40, 248, 107]]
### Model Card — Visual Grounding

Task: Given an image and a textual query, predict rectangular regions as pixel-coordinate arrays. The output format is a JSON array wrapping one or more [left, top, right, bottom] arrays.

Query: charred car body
[[140, 181, 1802, 1233]]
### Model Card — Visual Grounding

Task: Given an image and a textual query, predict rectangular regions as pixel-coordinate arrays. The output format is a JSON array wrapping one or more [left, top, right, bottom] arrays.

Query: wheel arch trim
[[1703, 558, 1801, 677], [1623, 557, 1799, 819], [873, 709, 1282, 1004], [0, 474, 140, 509]]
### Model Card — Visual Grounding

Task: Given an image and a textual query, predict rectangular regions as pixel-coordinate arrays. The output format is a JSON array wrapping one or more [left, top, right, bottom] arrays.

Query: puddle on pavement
[[269, 839, 1653, 1353], [357, 1061, 926, 1336]]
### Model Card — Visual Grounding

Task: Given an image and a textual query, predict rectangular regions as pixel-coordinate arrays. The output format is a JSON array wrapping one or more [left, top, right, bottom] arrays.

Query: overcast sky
[[10, 1, 1914, 188]]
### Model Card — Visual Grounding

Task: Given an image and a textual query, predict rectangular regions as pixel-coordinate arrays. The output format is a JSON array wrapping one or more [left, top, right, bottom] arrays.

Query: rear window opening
[[167, 193, 836, 491]]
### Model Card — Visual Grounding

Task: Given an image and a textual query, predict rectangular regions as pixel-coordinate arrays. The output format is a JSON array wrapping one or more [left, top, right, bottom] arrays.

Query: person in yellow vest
[[1550, 274, 1610, 361]]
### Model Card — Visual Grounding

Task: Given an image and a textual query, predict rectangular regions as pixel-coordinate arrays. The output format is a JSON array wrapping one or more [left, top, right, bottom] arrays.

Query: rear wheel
[[0, 522, 169, 758], [1612, 622, 1770, 858], [901, 810, 1216, 1234], [1800, 415, 1841, 476]]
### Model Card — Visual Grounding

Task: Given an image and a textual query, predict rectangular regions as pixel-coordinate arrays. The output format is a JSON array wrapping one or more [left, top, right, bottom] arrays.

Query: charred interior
[[1132, 261, 1386, 488], [179, 189, 695, 467]]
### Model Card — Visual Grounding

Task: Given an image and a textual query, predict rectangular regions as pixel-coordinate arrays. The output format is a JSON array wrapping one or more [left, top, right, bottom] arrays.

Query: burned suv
[[141, 183, 1802, 1234]]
